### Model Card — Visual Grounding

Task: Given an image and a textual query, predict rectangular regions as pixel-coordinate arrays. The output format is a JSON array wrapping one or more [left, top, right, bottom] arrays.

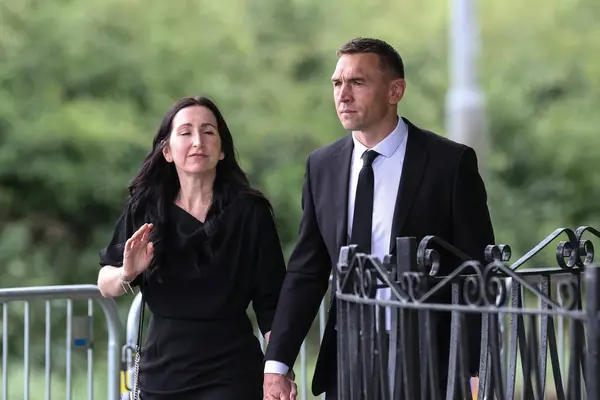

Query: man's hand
[[263, 373, 297, 400], [286, 369, 295, 381]]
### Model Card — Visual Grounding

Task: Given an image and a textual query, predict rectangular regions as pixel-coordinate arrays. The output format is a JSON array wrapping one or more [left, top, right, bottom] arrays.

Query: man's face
[[331, 53, 398, 132]]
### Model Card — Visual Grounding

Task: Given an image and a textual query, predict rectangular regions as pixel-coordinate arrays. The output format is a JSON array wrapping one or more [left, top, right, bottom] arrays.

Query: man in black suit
[[263, 37, 495, 399]]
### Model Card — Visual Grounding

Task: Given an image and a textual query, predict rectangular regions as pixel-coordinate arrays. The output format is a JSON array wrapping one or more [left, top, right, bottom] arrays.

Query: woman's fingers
[[133, 223, 152, 240], [130, 224, 151, 245], [145, 242, 154, 258], [140, 227, 149, 244], [126, 223, 154, 257], [140, 223, 153, 244], [131, 225, 143, 240], [125, 237, 133, 252]]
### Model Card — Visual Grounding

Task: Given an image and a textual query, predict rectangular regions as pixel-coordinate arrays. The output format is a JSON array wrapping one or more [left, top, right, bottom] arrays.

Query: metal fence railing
[[335, 227, 600, 399], [0, 284, 122, 400]]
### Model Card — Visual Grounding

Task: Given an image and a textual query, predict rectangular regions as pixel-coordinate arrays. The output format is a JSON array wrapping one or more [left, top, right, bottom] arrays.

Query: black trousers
[[325, 384, 338, 400], [322, 333, 453, 400], [324, 343, 338, 400]]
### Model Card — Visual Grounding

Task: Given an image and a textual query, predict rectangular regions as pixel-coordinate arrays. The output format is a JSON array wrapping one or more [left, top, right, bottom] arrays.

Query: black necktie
[[350, 149, 380, 253]]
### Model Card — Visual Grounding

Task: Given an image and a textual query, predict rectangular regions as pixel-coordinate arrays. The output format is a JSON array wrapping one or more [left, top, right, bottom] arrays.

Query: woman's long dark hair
[[127, 96, 269, 278]]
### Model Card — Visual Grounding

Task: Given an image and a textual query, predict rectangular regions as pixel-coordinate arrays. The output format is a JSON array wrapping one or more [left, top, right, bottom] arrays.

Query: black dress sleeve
[[250, 198, 287, 336], [98, 203, 143, 287]]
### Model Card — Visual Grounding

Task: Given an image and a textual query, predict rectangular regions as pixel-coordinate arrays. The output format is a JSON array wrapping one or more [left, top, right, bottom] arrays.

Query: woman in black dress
[[96, 96, 294, 399]]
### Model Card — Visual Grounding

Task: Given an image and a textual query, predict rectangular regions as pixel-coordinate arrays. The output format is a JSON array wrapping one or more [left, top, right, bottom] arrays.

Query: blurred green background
[[0, 0, 599, 398]]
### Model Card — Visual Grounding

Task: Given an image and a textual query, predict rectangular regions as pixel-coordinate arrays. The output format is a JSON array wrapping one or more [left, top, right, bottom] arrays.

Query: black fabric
[[324, 344, 338, 400], [139, 370, 262, 400], [349, 149, 380, 253], [100, 194, 286, 397]]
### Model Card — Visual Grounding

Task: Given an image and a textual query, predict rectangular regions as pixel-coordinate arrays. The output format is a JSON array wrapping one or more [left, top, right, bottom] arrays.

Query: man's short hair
[[337, 37, 405, 79]]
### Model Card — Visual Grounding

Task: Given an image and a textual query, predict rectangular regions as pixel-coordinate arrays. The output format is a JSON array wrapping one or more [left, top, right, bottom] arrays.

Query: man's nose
[[339, 84, 352, 102]]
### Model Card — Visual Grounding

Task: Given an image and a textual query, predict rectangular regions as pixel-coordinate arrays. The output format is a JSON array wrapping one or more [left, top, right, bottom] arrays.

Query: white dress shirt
[[265, 117, 408, 375]]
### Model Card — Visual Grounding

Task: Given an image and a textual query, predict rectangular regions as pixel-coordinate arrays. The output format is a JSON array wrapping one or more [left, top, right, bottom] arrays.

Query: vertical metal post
[[24, 302, 30, 400], [66, 300, 72, 400], [395, 237, 420, 399], [98, 299, 122, 400], [2, 303, 7, 400], [125, 292, 143, 393], [45, 301, 51, 400], [585, 264, 600, 399]]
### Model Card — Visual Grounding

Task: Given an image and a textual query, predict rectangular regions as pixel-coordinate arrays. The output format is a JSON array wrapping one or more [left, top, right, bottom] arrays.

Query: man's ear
[[389, 78, 406, 104]]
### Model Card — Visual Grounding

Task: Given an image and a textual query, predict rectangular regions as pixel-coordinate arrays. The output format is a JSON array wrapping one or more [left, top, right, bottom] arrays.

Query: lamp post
[[445, 0, 487, 181]]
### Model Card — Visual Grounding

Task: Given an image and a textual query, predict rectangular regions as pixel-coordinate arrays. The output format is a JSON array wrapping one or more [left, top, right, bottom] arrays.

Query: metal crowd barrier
[[0, 284, 122, 400]]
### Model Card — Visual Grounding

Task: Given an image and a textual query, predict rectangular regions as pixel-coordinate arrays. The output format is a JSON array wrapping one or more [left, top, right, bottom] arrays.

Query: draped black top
[[99, 194, 287, 395]]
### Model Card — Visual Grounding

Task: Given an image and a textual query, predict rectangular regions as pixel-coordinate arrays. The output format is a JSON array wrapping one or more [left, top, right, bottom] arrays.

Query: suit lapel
[[334, 137, 354, 251], [389, 119, 428, 254]]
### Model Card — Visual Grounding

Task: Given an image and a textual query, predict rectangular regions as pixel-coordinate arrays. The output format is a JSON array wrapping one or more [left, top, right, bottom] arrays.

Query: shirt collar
[[351, 116, 408, 159]]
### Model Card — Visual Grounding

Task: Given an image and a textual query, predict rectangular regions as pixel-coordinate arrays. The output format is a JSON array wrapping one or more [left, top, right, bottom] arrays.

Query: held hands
[[122, 223, 154, 279], [264, 372, 297, 400]]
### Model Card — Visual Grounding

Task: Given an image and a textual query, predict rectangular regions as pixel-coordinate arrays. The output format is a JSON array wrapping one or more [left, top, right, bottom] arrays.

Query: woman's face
[[162, 105, 224, 176]]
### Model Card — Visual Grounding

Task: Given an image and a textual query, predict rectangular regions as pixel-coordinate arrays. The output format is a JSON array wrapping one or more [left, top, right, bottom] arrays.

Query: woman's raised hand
[[122, 223, 154, 279]]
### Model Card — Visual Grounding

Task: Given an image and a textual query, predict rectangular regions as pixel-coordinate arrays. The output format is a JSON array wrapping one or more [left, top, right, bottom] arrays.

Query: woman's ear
[[162, 141, 173, 163], [219, 152, 225, 161]]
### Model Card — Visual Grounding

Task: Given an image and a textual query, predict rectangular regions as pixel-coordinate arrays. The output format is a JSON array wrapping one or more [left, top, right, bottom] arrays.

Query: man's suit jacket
[[265, 117, 495, 396]]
